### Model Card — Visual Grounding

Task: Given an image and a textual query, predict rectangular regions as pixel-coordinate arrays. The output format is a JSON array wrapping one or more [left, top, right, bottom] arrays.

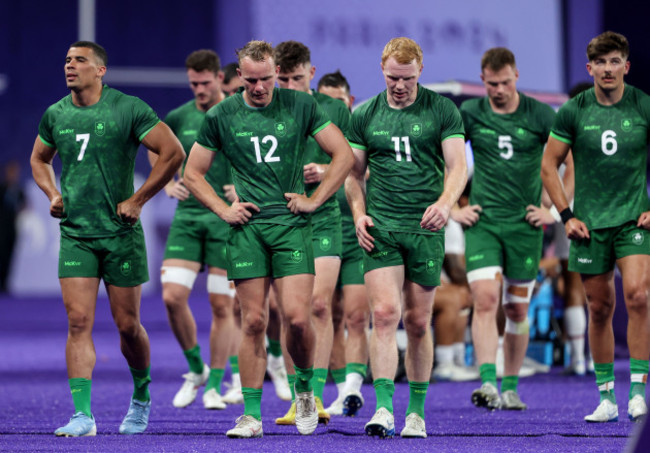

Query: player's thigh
[[502, 221, 543, 281], [102, 227, 148, 287], [569, 227, 616, 275], [465, 220, 503, 278], [400, 231, 444, 287], [227, 224, 272, 279], [163, 217, 206, 263], [267, 224, 315, 279]]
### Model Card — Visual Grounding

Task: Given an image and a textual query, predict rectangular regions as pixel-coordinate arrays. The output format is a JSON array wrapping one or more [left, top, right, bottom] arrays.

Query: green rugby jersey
[[165, 100, 232, 222], [551, 85, 650, 229], [304, 91, 351, 223], [196, 87, 331, 226], [348, 85, 464, 234], [461, 93, 555, 222], [38, 85, 160, 237]]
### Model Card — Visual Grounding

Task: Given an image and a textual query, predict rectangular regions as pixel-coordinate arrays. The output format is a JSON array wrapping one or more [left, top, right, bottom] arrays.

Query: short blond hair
[[381, 37, 423, 67], [237, 40, 274, 64]]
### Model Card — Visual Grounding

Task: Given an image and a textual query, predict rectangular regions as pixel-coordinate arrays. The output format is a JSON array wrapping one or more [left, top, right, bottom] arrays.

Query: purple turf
[[0, 293, 639, 452]]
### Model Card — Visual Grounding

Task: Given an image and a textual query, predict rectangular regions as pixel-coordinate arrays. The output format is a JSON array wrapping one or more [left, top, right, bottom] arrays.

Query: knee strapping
[[207, 274, 235, 297], [505, 317, 530, 335], [161, 266, 197, 289]]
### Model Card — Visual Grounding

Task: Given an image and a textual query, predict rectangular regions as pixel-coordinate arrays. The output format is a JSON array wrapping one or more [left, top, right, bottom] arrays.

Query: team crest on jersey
[[632, 231, 644, 246], [290, 250, 303, 263], [411, 123, 422, 137], [621, 119, 633, 132], [275, 122, 287, 137], [517, 127, 526, 136], [320, 237, 332, 251], [120, 260, 132, 276], [95, 121, 106, 136]]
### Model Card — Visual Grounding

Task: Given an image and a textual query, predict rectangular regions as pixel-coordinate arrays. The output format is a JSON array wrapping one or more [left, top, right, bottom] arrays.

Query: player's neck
[[196, 91, 226, 112], [489, 91, 519, 114], [594, 83, 625, 106], [71, 83, 103, 107]]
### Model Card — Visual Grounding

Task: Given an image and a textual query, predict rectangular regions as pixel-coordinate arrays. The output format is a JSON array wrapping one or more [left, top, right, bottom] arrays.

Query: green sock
[[330, 367, 346, 385], [594, 362, 616, 403], [294, 365, 314, 394], [69, 378, 92, 418], [268, 339, 282, 357], [312, 368, 328, 399], [406, 381, 429, 418], [346, 362, 368, 378], [129, 366, 151, 402], [242, 387, 263, 420], [479, 363, 497, 387], [206, 368, 225, 393], [630, 358, 649, 399], [183, 345, 204, 374], [228, 355, 239, 374], [501, 375, 519, 393], [373, 378, 395, 413], [288, 373, 297, 401]]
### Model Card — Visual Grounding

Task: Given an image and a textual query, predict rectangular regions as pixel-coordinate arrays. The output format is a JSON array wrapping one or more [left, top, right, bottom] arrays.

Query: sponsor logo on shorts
[[275, 122, 286, 137], [64, 261, 82, 266], [289, 250, 304, 263], [632, 231, 644, 245], [524, 256, 534, 270], [235, 261, 254, 268], [467, 254, 484, 262], [577, 257, 592, 264], [411, 123, 422, 137], [621, 119, 633, 132], [426, 258, 437, 274], [95, 121, 105, 136], [168, 245, 184, 252], [320, 237, 332, 251], [120, 261, 132, 276], [369, 250, 388, 258]]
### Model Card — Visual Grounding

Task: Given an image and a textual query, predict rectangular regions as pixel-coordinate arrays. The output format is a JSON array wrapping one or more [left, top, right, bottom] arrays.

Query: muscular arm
[[184, 143, 258, 224], [345, 147, 375, 251], [285, 123, 354, 213], [148, 148, 189, 200], [116, 122, 185, 223], [30, 136, 63, 218], [421, 136, 467, 231]]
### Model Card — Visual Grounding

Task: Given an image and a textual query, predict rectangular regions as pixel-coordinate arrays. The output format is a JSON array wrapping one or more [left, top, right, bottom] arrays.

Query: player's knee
[[67, 310, 92, 335], [624, 285, 650, 316], [116, 317, 142, 340], [586, 297, 614, 323], [372, 304, 400, 330], [346, 308, 369, 334], [287, 318, 311, 342], [505, 316, 529, 336], [242, 310, 267, 337], [403, 309, 431, 338], [311, 293, 332, 321], [161, 267, 196, 308]]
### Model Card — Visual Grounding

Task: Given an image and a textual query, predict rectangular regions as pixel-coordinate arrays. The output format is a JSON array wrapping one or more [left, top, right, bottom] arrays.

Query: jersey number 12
[[251, 136, 280, 163]]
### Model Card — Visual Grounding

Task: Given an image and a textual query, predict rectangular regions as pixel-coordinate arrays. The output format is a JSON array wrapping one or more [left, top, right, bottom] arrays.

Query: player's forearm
[[184, 168, 231, 218], [308, 147, 354, 207], [132, 145, 185, 206], [438, 161, 467, 212], [30, 158, 60, 201], [345, 172, 367, 223], [541, 158, 570, 212]]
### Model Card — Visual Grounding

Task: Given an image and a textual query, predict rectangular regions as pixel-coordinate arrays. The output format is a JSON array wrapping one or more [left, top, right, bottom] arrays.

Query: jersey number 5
[[498, 135, 513, 160], [76, 133, 90, 161], [251, 135, 280, 163], [391, 136, 412, 162]]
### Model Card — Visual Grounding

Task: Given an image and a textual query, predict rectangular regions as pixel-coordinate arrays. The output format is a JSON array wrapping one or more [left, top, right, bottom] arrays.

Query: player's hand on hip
[[222, 201, 259, 225], [223, 184, 238, 203], [355, 215, 375, 252], [117, 199, 143, 225], [166, 178, 190, 201], [284, 193, 318, 214], [525, 205, 554, 227], [637, 211, 650, 230], [49, 194, 64, 218], [451, 204, 481, 226], [303, 163, 326, 184], [565, 217, 590, 240], [421, 201, 450, 232]]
